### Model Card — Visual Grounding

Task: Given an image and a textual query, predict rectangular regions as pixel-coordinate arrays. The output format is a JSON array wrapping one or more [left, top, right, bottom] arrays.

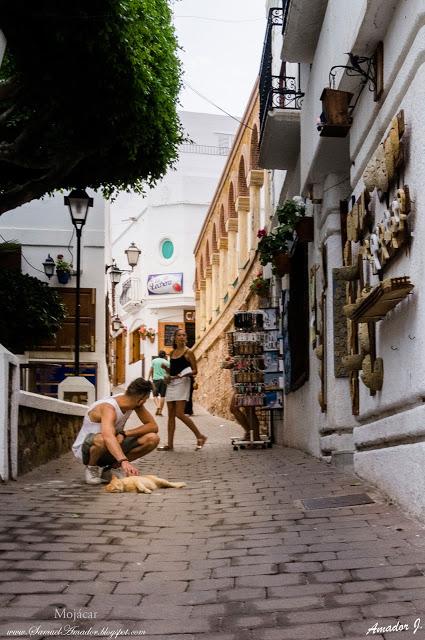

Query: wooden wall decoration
[[342, 109, 413, 414], [315, 245, 327, 412], [332, 267, 349, 378], [309, 265, 319, 349]]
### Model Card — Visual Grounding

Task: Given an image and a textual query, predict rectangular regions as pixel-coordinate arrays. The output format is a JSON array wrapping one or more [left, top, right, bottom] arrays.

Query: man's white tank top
[[72, 395, 132, 461]]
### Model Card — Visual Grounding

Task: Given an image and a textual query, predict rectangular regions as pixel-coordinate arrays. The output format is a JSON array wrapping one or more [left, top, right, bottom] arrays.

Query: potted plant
[[138, 324, 148, 340], [55, 255, 72, 284], [276, 197, 314, 242], [317, 88, 354, 138], [257, 227, 292, 276], [250, 271, 271, 297], [146, 327, 156, 343]]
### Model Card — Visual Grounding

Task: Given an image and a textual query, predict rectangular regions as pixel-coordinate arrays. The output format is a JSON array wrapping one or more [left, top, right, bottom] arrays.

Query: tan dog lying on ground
[[105, 474, 186, 494]]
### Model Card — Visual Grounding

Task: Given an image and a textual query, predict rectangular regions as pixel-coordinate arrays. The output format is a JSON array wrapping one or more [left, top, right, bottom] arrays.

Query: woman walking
[[158, 328, 207, 451]]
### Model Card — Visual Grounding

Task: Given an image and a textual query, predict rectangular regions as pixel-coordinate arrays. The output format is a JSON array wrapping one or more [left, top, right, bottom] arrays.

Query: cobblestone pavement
[[1, 401, 425, 640]]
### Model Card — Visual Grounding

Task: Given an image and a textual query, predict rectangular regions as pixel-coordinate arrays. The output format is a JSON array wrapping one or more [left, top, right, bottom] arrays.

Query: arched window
[[237, 156, 248, 197], [219, 205, 227, 236], [250, 125, 259, 170], [228, 182, 236, 218], [212, 223, 218, 252]]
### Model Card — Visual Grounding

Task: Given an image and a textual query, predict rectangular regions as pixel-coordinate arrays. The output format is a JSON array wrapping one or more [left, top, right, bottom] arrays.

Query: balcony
[[119, 277, 142, 311], [259, 7, 304, 170], [281, 0, 328, 64]]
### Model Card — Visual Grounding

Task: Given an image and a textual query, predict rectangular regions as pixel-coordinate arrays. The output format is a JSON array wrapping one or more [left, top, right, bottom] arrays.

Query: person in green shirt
[[148, 351, 169, 416]]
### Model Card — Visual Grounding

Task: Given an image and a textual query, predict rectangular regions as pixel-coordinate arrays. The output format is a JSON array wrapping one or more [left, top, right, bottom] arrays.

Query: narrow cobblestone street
[[1, 403, 425, 640]]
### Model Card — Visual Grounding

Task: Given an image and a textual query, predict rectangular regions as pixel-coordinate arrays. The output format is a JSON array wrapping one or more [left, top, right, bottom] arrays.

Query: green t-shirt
[[152, 357, 169, 380]]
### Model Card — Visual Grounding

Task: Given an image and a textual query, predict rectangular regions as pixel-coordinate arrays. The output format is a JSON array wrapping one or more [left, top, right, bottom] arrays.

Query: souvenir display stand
[[227, 311, 273, 450]]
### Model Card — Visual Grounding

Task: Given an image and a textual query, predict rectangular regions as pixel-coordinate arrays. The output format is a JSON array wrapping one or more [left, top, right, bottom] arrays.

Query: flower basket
[[55, 254, 72, 284], [56, 270, 70, 284], [249, 273, 270, 298], [138, 325, 147, 340], [272, 252, 291, 276], [146, 328, 156, 343], [295, 217, 314, 242], [318, 88, 353, 138]]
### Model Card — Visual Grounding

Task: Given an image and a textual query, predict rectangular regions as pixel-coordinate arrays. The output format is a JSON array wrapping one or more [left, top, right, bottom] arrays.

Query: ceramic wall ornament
[[363, 155, 377, 193], [375, 142, 389, 194], [361, 185, 410, 272], [358, 323, 370, 355], [362, 110, 403, 195], [384, 135, 395, 180], [361, 355, 384, 392], [333, 267, 351, 378], [347, 191, 371, 243], [343, 277, 414, 323], [343, 110, 407, 413], [309, 265, 320, 348]]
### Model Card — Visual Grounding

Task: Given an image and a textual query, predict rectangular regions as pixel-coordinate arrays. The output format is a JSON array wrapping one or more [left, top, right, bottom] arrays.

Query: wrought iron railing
[[180, 144, 230, 156], [259, 4, 304, 139], [119, 277, 141, 307]]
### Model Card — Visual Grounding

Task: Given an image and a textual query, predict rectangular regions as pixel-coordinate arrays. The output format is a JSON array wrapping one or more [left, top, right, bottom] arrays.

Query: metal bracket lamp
[[105, 242, 142, 285], [111, 316, 124, 332], [42, 254, 55, 279], [105, 260, 123, 285]]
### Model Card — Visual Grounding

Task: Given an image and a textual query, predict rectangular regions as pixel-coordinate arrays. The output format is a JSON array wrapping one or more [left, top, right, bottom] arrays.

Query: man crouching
[[72, 378, 159, 485]]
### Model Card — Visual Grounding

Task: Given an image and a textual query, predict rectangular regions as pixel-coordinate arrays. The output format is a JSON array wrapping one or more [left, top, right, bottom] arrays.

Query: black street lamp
[[65, 189, 93, 377]]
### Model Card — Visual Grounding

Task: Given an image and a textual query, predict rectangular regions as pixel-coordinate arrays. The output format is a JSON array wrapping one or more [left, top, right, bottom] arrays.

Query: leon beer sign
[[147, 273, 183, 295]]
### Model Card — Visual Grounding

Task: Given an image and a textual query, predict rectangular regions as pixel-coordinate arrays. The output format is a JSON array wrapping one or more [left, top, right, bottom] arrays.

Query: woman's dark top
[[170, 351, 191, 376]]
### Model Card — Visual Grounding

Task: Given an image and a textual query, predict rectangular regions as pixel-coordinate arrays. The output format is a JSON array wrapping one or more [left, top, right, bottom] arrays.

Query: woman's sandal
[[195, 436, 207, 451], [157, 445, 173, 451]]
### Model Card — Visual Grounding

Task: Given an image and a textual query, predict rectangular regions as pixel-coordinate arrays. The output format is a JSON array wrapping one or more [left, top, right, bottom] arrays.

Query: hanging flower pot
[[295, 217, 314, 242], [272, 252, 292, 276], [318, 88, 353, 138], [249, 273, 270, 298], [56, 270, 70, 285], [138, 325, 147, 340], [147, 328, 156, 343]]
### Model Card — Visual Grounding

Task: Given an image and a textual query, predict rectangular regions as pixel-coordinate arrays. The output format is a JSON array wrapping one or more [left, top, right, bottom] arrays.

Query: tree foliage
[[0, 269, 66, 353], [0, 0, 183, 214]]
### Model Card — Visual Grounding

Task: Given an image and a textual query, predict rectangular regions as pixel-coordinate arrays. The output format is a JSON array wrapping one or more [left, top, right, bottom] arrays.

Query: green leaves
[[0, 0, 183, 213], [0, 269, 66, 353]]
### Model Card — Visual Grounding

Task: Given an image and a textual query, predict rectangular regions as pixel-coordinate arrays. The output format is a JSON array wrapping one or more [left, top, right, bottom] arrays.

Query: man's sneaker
[[85, 465, 104, 485]]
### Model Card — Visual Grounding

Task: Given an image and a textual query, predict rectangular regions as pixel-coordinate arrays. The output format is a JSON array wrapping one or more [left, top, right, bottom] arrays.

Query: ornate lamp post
[[64, 189, 93, 376]]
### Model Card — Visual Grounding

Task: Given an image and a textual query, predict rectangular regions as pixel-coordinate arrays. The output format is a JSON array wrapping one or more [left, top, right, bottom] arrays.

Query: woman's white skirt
[[165, 377, 191, 402]]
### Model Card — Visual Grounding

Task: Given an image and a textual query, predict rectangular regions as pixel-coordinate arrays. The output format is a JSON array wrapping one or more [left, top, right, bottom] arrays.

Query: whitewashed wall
[[110, 111, 237, 386], [269, 0, 425, 519]]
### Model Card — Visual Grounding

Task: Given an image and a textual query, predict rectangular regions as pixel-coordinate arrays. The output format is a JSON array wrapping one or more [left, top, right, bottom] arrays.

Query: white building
[[259, 0, 425, 520], [109, 111, 237, 387], [0, 192, 110, 400]]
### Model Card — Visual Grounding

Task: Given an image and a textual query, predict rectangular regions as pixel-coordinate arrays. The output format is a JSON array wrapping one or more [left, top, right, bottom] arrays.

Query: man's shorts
[[153, 379, 167, 398], [81, 433, 140, 467]]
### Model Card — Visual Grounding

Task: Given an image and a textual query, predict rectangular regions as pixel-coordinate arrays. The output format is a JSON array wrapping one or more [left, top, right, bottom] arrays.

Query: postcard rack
[[227, 311, 273, 450]]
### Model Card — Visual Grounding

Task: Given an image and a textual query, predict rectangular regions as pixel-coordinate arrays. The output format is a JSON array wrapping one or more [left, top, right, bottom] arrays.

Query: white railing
[[120, 277, 142, 310], [0, 345, 19, 481]]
